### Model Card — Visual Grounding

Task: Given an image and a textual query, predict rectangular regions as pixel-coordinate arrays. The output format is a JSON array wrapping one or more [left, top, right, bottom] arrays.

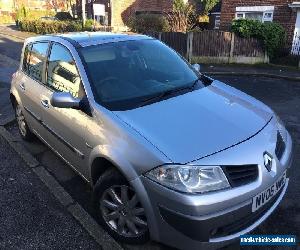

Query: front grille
[[222, 165, 258, 188], [275, 131, 286, 160], [211, 186, 284, 239]]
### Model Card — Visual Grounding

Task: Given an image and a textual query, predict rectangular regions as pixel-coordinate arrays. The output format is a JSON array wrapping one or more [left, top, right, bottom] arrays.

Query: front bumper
[[133, 175, 289, 250], [159, 178, 289, 243], [130, 121, 293, 250]]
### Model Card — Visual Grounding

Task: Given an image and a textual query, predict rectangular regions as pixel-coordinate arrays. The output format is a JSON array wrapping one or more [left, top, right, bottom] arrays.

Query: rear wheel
[[93, 169, 149, 244], [15, 103, 33, 141]]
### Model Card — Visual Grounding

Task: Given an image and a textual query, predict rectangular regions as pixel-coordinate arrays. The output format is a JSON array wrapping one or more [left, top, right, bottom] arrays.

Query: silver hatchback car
[[10, 32, 293, 249]]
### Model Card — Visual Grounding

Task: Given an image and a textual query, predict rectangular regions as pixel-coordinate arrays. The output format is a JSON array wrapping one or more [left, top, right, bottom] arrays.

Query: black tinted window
[[27, 42, 49, 82], [47, 43, 83, 98]]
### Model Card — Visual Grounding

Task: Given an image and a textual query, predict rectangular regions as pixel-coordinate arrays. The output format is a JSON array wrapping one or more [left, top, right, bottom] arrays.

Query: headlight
[[275, 115, 287, 141], [145, 165, 230, 193]]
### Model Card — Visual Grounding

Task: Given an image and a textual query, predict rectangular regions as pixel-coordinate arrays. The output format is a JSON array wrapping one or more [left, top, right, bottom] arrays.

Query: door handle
[[19, 82, 25, 91], [41, 100, 49, 109]]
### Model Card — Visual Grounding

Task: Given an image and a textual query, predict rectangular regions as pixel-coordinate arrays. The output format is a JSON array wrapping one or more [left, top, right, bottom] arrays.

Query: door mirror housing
[[50, 92, 81, 109], [192, 63, 201, 72]]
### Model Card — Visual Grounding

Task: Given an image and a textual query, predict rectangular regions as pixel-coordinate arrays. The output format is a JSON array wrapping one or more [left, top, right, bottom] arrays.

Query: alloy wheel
[[100, 185, 148, 238]]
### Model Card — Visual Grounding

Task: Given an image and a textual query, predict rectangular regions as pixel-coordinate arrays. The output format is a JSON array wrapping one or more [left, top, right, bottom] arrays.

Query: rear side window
[[27, 42, 49, 82], [47, 43, 84, 98]]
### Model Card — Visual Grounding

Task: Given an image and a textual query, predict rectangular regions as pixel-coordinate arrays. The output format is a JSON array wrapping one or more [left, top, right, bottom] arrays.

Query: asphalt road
[[0, 32, 23, 61], [0, 32, 22, 85], [0, 32, 299, 249]]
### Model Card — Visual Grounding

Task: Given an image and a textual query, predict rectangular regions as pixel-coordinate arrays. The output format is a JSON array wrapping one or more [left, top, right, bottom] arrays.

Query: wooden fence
[[145, 31, 267, 64]]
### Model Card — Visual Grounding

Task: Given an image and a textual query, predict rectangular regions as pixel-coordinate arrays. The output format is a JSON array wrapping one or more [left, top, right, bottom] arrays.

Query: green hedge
[[18, 19, 84, 34], [17, 19, 109, 34], [128, 14, 170, 33], [231, 19, 286, 58]]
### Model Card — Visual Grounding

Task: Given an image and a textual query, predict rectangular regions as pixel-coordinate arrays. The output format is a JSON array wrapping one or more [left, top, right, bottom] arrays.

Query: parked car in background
[[55, 12, 74, 21], [39, 16, 59, 21], [10, 32, 293, 250]]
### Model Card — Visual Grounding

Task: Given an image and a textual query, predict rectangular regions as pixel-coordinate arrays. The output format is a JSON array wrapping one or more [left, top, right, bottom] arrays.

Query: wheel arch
[[89, 149, 139, 187], [10, 92, 17, 108], [90, 157, 117, 186], [10, 88, 22, 109]]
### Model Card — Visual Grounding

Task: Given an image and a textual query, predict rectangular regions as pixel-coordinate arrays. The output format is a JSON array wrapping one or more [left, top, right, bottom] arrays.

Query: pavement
[[0, 135, 101, 250], [0, 25, 299, 250], [0, 25, 34, 41]]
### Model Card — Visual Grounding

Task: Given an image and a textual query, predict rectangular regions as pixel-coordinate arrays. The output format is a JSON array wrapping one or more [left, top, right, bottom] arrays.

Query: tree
[[13, 0, 28, 9], [165, 0, 196, 32], [45, 0, 67, 12], [199, 0, 220, 15]]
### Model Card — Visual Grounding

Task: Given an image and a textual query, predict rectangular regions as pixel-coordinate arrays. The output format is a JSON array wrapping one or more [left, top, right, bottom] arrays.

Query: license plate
[[252, 171, 286, 212]]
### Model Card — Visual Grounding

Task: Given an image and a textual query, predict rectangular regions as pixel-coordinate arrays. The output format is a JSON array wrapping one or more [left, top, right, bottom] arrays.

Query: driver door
[[41, 42, 90, 178]]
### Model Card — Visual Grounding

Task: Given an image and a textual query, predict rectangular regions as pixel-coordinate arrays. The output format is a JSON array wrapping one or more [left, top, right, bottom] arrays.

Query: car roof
[[28, 32, 153, 48]]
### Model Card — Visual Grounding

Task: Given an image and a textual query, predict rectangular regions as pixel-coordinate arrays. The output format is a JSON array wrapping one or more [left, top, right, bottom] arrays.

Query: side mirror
[[192, 63, 201, 72], [50, 92, 81, 109]]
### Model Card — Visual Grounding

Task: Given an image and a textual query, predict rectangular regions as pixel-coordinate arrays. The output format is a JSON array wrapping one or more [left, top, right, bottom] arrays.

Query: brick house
[[78, 0, 173, 28], [0, 0, 48, 13], [219, 0, 300, 51]]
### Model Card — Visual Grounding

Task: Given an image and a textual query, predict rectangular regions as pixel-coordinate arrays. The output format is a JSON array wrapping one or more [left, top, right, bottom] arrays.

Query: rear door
[[40, 42, 91, 178], [18, 41, 50, 139]]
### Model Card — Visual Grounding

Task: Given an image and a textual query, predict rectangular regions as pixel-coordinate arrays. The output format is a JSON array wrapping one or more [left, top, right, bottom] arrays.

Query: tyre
[[15, 103, 33, 141], [93, 169, 149, 244]]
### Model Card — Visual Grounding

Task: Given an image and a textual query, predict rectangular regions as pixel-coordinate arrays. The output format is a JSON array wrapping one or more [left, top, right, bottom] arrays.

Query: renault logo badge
[[263, 152, 273, 172]]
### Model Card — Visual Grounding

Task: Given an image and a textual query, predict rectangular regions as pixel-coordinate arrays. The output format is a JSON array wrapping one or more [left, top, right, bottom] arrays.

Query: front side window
[[27, 42, 49, 82], [47, 43, 84, 98], [80, 39, 203, 110]]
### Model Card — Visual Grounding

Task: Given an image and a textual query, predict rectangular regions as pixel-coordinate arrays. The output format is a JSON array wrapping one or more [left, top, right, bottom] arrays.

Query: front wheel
[[15, 104, 33, 141], [93, 169, 149, 244]]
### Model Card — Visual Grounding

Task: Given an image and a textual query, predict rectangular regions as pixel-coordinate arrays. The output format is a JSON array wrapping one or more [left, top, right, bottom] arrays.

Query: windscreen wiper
[[138, 78, 201, 108], [137, 89, 175, 108]]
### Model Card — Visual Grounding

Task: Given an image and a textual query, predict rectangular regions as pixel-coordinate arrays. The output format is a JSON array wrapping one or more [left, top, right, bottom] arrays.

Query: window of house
[[235, 6, 274, 23], [47, 43, 84, 98], [236, 13, 244, 19], [214, 14, 221, 29]]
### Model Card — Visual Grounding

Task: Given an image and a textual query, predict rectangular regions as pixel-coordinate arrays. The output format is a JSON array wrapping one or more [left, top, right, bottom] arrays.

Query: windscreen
[[80, 39, 201, 110]]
